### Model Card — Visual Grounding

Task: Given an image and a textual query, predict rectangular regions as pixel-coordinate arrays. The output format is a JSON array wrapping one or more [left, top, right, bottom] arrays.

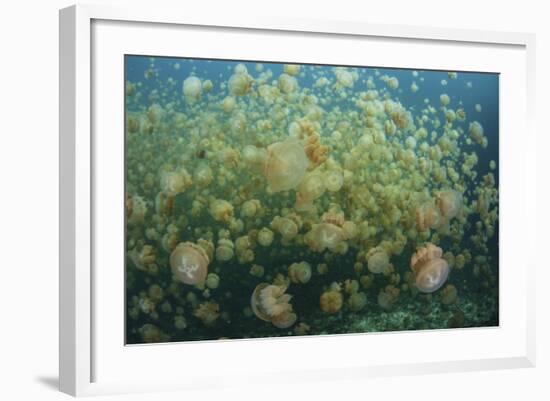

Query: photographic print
[[124, 56, 499, 344]]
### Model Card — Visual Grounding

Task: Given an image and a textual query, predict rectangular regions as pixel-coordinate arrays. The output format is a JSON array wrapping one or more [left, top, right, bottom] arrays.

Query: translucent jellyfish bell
[[435, 189, 462, 220], [170, 242, 210, 285], [263, 139, 308, 192], [410, 243, 450, 293], [182, 76, 202, 102]]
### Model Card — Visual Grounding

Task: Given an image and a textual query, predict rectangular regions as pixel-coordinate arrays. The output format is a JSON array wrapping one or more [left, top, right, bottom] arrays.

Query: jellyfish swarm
[[410, 243, 450, 293], [170, 242, 210, 285], [263, 138, 308, 193]]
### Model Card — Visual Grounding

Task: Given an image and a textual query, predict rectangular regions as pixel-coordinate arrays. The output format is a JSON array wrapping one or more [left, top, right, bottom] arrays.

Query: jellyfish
[[250, 283, 296, 329], [271, 217, 299, 241], [160, 168, 192, 196], [241, 199, 261, 218], [435, 189, 462, 220], [228, 72, 253, 96], [209, 199, 234, 223], [334, 67, 354, 89], [182, 76, 202, 102], [288, 262, 312, 284], [257, 227, 274, 247], [415, 200, 442, 232], [283, 64, 301, 76], [378, 285, 400, 309], [278, 73, 298, 94], [305, 223, 345, 252], [386, 77, 399, 89], [215, 238, 234, 262], [170, 242, 210, 285], [263, 139, 308, 192], [295, 172, 325, 211], [320, 288, 343, 314], [410, 243, 450, 293], [366, 247, 390, 274], [324, 170, 344, 192]]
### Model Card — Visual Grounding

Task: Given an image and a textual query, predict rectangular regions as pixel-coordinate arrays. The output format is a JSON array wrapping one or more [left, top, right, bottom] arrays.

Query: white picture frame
[[59, 3, 536, 397]]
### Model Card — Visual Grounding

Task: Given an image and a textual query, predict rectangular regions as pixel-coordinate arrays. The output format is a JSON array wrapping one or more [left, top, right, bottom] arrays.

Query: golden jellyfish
[[469, 121, 485, 145], [194, 301, 219, 326], [435, 189, 462, 220], [128, 244, 156, 272], [366, 247, 390, 274], [295, 172, 325, 211], [221, 96, 236, 113], [155, 192, 174, 216], [320, 288, 343, 314], [348, 292, 367, 312], [202, 79, 213, 92], [283, 64, 301, 76], [324, 170, 344, 192], [215, 238, 234, 262], [342, 221, 359, 240], [441, 284, 458, 305], [378, 285, 400, 310], [209, 199, 234, 223], [249, 264, 265, 278], [193, 163, 213, 187], [415, 201, 442, 232], [228, 71, 253, 96], [240, 199, 261, 218], [288, 262, 312, 284], [263, 138, 308, 193], [440, 93, 450, 106], [127, 194, 147, 225], [334, 67, 354, 89], [160, 168, 192, 196], [278, 73, 298, 94], [182, 76, 202, 102], [242, 145, 267, 171], [257, 227, 274, 247], [271, 216, 299, 241], [250, 283, 297, 329], [170, 242, 210, 285], [205, 273, 220, 290], [305, 223, 345, 252], [322, 210, 345, 227], [410, 243, 450, 293], [386, 76, 399, 90]]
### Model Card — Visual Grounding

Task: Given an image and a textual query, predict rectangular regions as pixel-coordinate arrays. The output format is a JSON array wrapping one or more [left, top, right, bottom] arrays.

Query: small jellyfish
[[295, 172, 325, 210], [440, 93, 450, 106], [324, 170, 344, 192], [305, 223, 345, 252], [228, 72, 253, 96], [366, 247, 390, 274], [250, 283, 296, 329], [288, 262, 312, 284]]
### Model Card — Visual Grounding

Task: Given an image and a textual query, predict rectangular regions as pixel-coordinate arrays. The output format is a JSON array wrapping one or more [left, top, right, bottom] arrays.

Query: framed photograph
[[59, 4, 536, 396]]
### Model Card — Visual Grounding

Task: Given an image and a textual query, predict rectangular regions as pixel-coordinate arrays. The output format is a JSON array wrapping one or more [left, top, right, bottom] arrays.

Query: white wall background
[[0, 0, 547, 400]]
